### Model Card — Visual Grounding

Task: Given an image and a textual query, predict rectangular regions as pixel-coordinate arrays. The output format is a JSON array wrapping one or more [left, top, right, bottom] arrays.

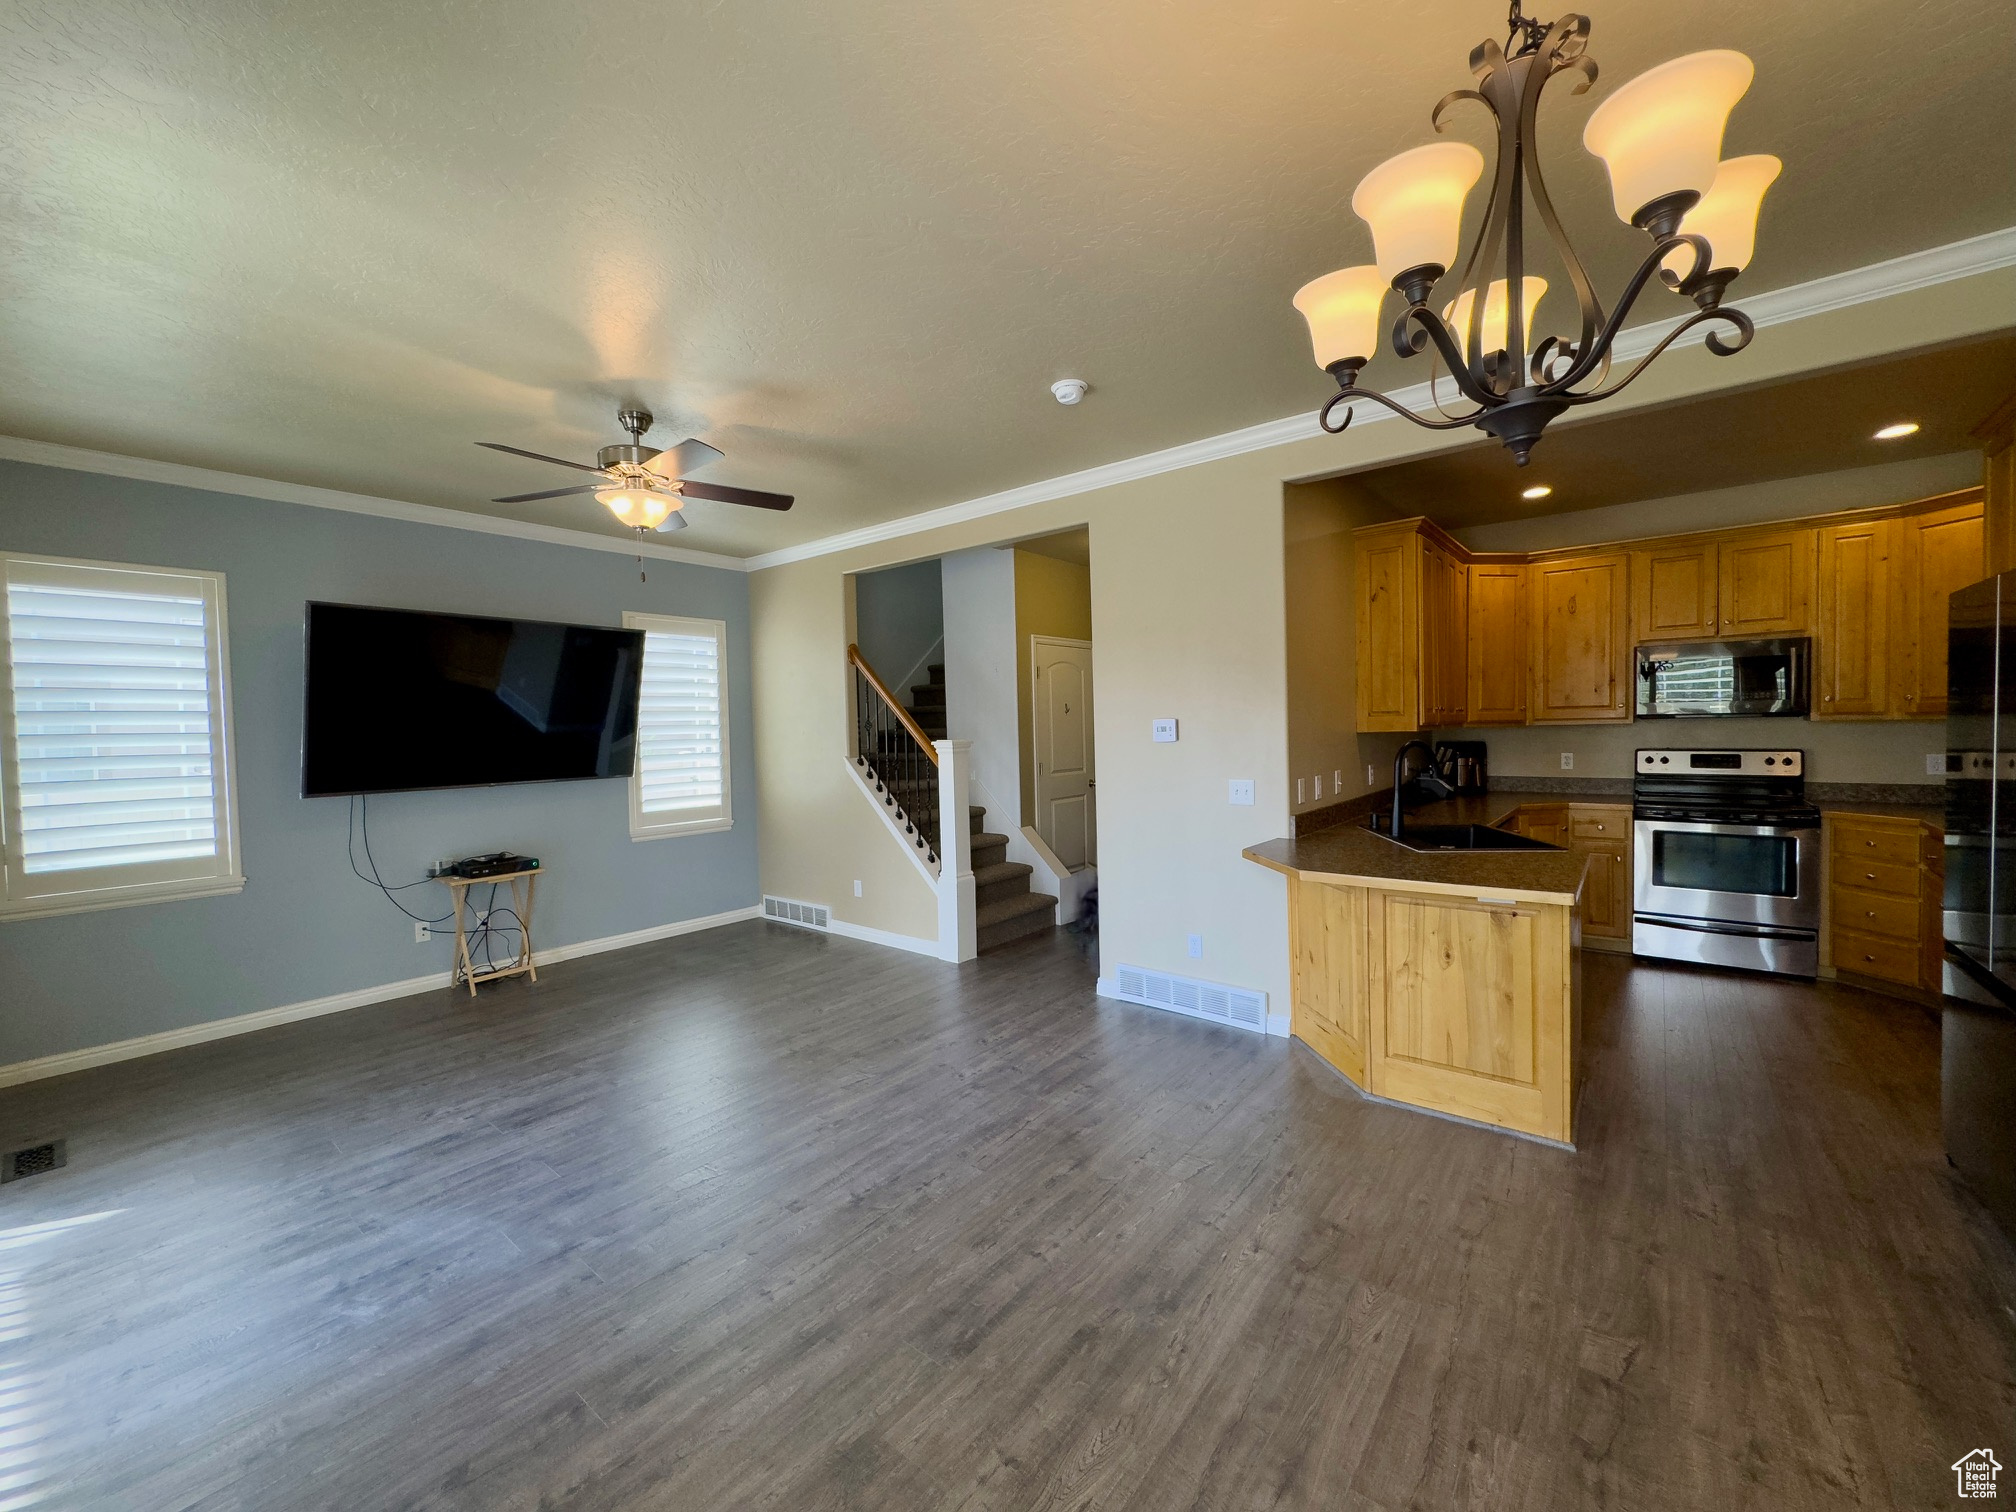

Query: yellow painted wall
[[750, 265, 2016, 1006], [1013, 549, 1094, 820], [1284, 476, 1410, 816]]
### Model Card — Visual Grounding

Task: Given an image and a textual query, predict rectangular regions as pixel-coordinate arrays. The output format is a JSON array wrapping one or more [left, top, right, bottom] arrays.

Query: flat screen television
[[302, 602, 645, 797]]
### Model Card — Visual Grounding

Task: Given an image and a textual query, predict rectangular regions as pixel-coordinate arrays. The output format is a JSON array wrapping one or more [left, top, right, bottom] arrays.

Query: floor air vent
[[763, 896, 831, 931], [1109, 966, 1266, 1034], [2, 1140, 66, 1183]]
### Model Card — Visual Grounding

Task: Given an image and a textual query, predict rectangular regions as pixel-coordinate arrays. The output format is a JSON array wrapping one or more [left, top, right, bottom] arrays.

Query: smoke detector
[[1050, 378, 1089, 406]]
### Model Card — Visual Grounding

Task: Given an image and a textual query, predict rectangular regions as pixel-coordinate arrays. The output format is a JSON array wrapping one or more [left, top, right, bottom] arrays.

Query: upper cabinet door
[[1355, 528, 1421, 731], [1814, 519, 1892, 718], [1630, 544, 1716, 643], [1531, 553, 1632, 723], [1423, 540, 1469, 727], [1465, 562, 1528, 725], [1894, 502, 1986, 719], [1718, 529, 1814, 636]]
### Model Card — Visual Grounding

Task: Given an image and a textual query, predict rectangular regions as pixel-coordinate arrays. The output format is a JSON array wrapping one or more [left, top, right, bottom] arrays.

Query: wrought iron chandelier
[[1291, 2, 1780, 464]]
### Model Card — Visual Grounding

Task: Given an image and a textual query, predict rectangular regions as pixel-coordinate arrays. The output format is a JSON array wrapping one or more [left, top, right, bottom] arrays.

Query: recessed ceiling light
[[1873, 422, 1920, 440], [1522, 485, 1553, 500]]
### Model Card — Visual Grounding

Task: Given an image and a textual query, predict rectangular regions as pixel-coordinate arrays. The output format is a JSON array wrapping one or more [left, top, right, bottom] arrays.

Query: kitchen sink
[[1366, 821, 1564, 853]]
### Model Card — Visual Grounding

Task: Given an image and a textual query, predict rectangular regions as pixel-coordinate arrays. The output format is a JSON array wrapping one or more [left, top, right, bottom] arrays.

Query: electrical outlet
[[1927, 752, 1946, 776], [414, 921, 430, 944], [1366, 764, 1376, 785], [1296, 777, 1306, 805], [1187, 932, 1203, 959], [1560, 752, 1575, 770], [1228, 778, 1255, 806], [1335, 768, 1345, 790], [853, 879, 864, 897]]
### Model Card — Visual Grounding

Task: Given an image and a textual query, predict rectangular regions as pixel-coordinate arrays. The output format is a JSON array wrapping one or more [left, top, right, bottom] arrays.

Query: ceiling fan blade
[[643, 438, 725, 479], [476, 441, 605, 474], [491, 483, 607, 503], [653, 510, 691, 533], [677, 479, 794, 511]]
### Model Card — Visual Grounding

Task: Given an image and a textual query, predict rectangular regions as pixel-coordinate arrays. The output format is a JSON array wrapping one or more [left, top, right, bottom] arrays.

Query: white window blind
[[623, 612, 731, 838], [1, 555, 242, 919]]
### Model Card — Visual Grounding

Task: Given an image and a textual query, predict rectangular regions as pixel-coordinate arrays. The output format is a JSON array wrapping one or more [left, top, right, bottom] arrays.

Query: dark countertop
[[1244, 788, 1590, 905]]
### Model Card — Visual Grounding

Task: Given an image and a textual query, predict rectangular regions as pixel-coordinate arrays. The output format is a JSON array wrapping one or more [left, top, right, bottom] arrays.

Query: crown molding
[[5, 227, 2011, 578], [0, 436, 753, 572], [745, 224, 2016, 571]]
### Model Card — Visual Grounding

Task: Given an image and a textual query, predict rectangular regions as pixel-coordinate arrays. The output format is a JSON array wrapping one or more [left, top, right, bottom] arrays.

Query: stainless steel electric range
[[1631, 748, 1822, 977]]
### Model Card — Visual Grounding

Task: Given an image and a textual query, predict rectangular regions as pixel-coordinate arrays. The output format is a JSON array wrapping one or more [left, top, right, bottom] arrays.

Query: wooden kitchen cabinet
[[1353, 520, 1468, 731], [1814, 518, 1892, 718], [1630, 543, 1717, 642], [1629, 530, 1811, 643], [1465, 562, 1528, 724], [1530, 553, 1631, 723], [1826, 812, 1943, 993], [1893, 501, 1986, 718], [1567, 804, 1632, 941], [1717, 529, 1814, 636]]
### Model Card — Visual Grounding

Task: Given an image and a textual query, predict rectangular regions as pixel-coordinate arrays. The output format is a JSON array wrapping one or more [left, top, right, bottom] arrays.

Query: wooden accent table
[[440, 868, 541, 995]]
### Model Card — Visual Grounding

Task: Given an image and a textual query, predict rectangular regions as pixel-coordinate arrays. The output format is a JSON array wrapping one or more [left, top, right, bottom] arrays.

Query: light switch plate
[[1927, 753, 1946, 776], [1313, 774, 1324, 799], [1335, 769, 1345, 790], [1152, 718, 1178, 742], [1296, 777, 1306, 804], [1186, 932, 1202, 959], [853, 879, 864, 897], [1228, 778, 1255, 806]]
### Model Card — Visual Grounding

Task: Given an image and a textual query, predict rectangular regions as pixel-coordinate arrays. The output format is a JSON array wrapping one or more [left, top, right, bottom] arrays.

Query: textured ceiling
[[1355, 334, 2016, 527], [3, 0, 2013, 556]]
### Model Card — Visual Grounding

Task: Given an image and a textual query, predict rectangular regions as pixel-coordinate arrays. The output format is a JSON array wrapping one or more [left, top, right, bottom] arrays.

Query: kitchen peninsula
[[1245, 793, 1591, 1145]]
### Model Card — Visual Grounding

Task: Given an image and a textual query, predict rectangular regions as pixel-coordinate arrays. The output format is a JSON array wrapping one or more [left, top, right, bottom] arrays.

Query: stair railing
[[848, 643, 941, 865]]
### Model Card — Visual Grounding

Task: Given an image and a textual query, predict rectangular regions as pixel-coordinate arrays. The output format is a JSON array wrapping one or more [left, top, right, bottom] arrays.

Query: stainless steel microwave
[[1635, 637, 1810, 718]]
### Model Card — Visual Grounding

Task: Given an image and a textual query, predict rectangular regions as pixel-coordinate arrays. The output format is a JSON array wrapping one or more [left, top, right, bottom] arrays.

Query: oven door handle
[[1633, 913, 1816, 942]]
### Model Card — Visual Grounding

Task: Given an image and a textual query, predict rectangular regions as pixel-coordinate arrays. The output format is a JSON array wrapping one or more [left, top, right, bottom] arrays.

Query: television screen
[[302, 602, 645, 797]]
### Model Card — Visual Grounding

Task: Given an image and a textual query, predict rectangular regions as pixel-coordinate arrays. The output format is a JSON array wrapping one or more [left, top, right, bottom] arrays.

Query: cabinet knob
[[1863, 954, 1876, 963], [1865, 871, 1877, 880]]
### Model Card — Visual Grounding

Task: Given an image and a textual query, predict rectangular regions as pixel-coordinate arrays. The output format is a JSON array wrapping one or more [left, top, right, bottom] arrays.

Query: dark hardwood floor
[[4, 923, 2013, 1510]]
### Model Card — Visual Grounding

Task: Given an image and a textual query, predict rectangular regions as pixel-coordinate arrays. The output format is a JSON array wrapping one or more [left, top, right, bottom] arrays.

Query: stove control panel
[[1635, 749, 1803, 776]]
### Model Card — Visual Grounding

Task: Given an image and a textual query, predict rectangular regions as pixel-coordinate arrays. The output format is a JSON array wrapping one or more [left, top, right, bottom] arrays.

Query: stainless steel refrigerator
[[1944, 573, 2016, 1239]]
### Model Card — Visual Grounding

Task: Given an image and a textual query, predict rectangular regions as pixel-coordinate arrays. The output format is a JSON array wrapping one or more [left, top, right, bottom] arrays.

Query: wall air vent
[[763, 896, 831, 931], [1108, 965, 1266, 1034]]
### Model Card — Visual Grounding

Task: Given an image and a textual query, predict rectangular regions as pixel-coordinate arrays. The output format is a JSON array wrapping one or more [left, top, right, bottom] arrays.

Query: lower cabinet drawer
[[1836, 857, 1921, 898], [1834, 927, 1920, 987], [1832, 822, 1922, 869], [1831, 885, 1918, 942]]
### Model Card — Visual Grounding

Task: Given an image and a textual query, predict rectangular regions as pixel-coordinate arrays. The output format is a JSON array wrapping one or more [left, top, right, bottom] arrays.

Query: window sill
[[0, 875, 246, 923], [630, 817, 734, 843]]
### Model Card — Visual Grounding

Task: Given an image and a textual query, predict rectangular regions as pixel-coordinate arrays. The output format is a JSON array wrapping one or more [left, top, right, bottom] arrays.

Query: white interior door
[[1031, 637, 1095, 870]]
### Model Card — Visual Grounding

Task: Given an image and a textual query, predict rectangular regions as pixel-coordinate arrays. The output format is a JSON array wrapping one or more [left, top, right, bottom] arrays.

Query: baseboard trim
[[826, 918, 942, 957], [0, 903, 764, 1089]]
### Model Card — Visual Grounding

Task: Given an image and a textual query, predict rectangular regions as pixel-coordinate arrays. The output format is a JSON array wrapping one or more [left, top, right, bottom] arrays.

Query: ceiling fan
[[478, 407, 793, 535]]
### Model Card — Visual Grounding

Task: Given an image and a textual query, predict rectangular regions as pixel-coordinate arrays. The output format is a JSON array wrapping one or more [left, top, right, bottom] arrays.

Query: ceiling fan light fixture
[[596, 487, 673, 529]]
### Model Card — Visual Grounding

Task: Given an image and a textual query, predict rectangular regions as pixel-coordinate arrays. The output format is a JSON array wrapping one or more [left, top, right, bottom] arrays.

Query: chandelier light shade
[[1662, 153, 1781, 282], [596, 487, 676, 530], [1293, 266, 1391, 369], [1583, 50, 1754, 226], [1351, 143, 1486, 277], [1443, 277, 1549, 359], [1291, 4, 1770, 464]]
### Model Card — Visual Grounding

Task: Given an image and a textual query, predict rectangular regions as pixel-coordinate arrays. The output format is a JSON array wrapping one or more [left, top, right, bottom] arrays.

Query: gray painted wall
[[0, 460, 758, 1066], [852, 558, 943, 694]]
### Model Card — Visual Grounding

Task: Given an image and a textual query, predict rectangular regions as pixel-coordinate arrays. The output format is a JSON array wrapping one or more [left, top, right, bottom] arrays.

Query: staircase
[[968, 802, 1058, 952], [849, 646, 1056, 954]]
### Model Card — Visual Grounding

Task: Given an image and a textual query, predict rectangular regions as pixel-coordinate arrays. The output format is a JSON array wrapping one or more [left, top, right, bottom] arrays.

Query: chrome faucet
[[1390, 740, 1436, 839]]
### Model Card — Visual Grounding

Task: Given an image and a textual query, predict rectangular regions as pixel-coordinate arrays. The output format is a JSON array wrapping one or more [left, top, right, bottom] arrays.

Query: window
[[0, 554, 242, 920], [623, 611, 731, 839]]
